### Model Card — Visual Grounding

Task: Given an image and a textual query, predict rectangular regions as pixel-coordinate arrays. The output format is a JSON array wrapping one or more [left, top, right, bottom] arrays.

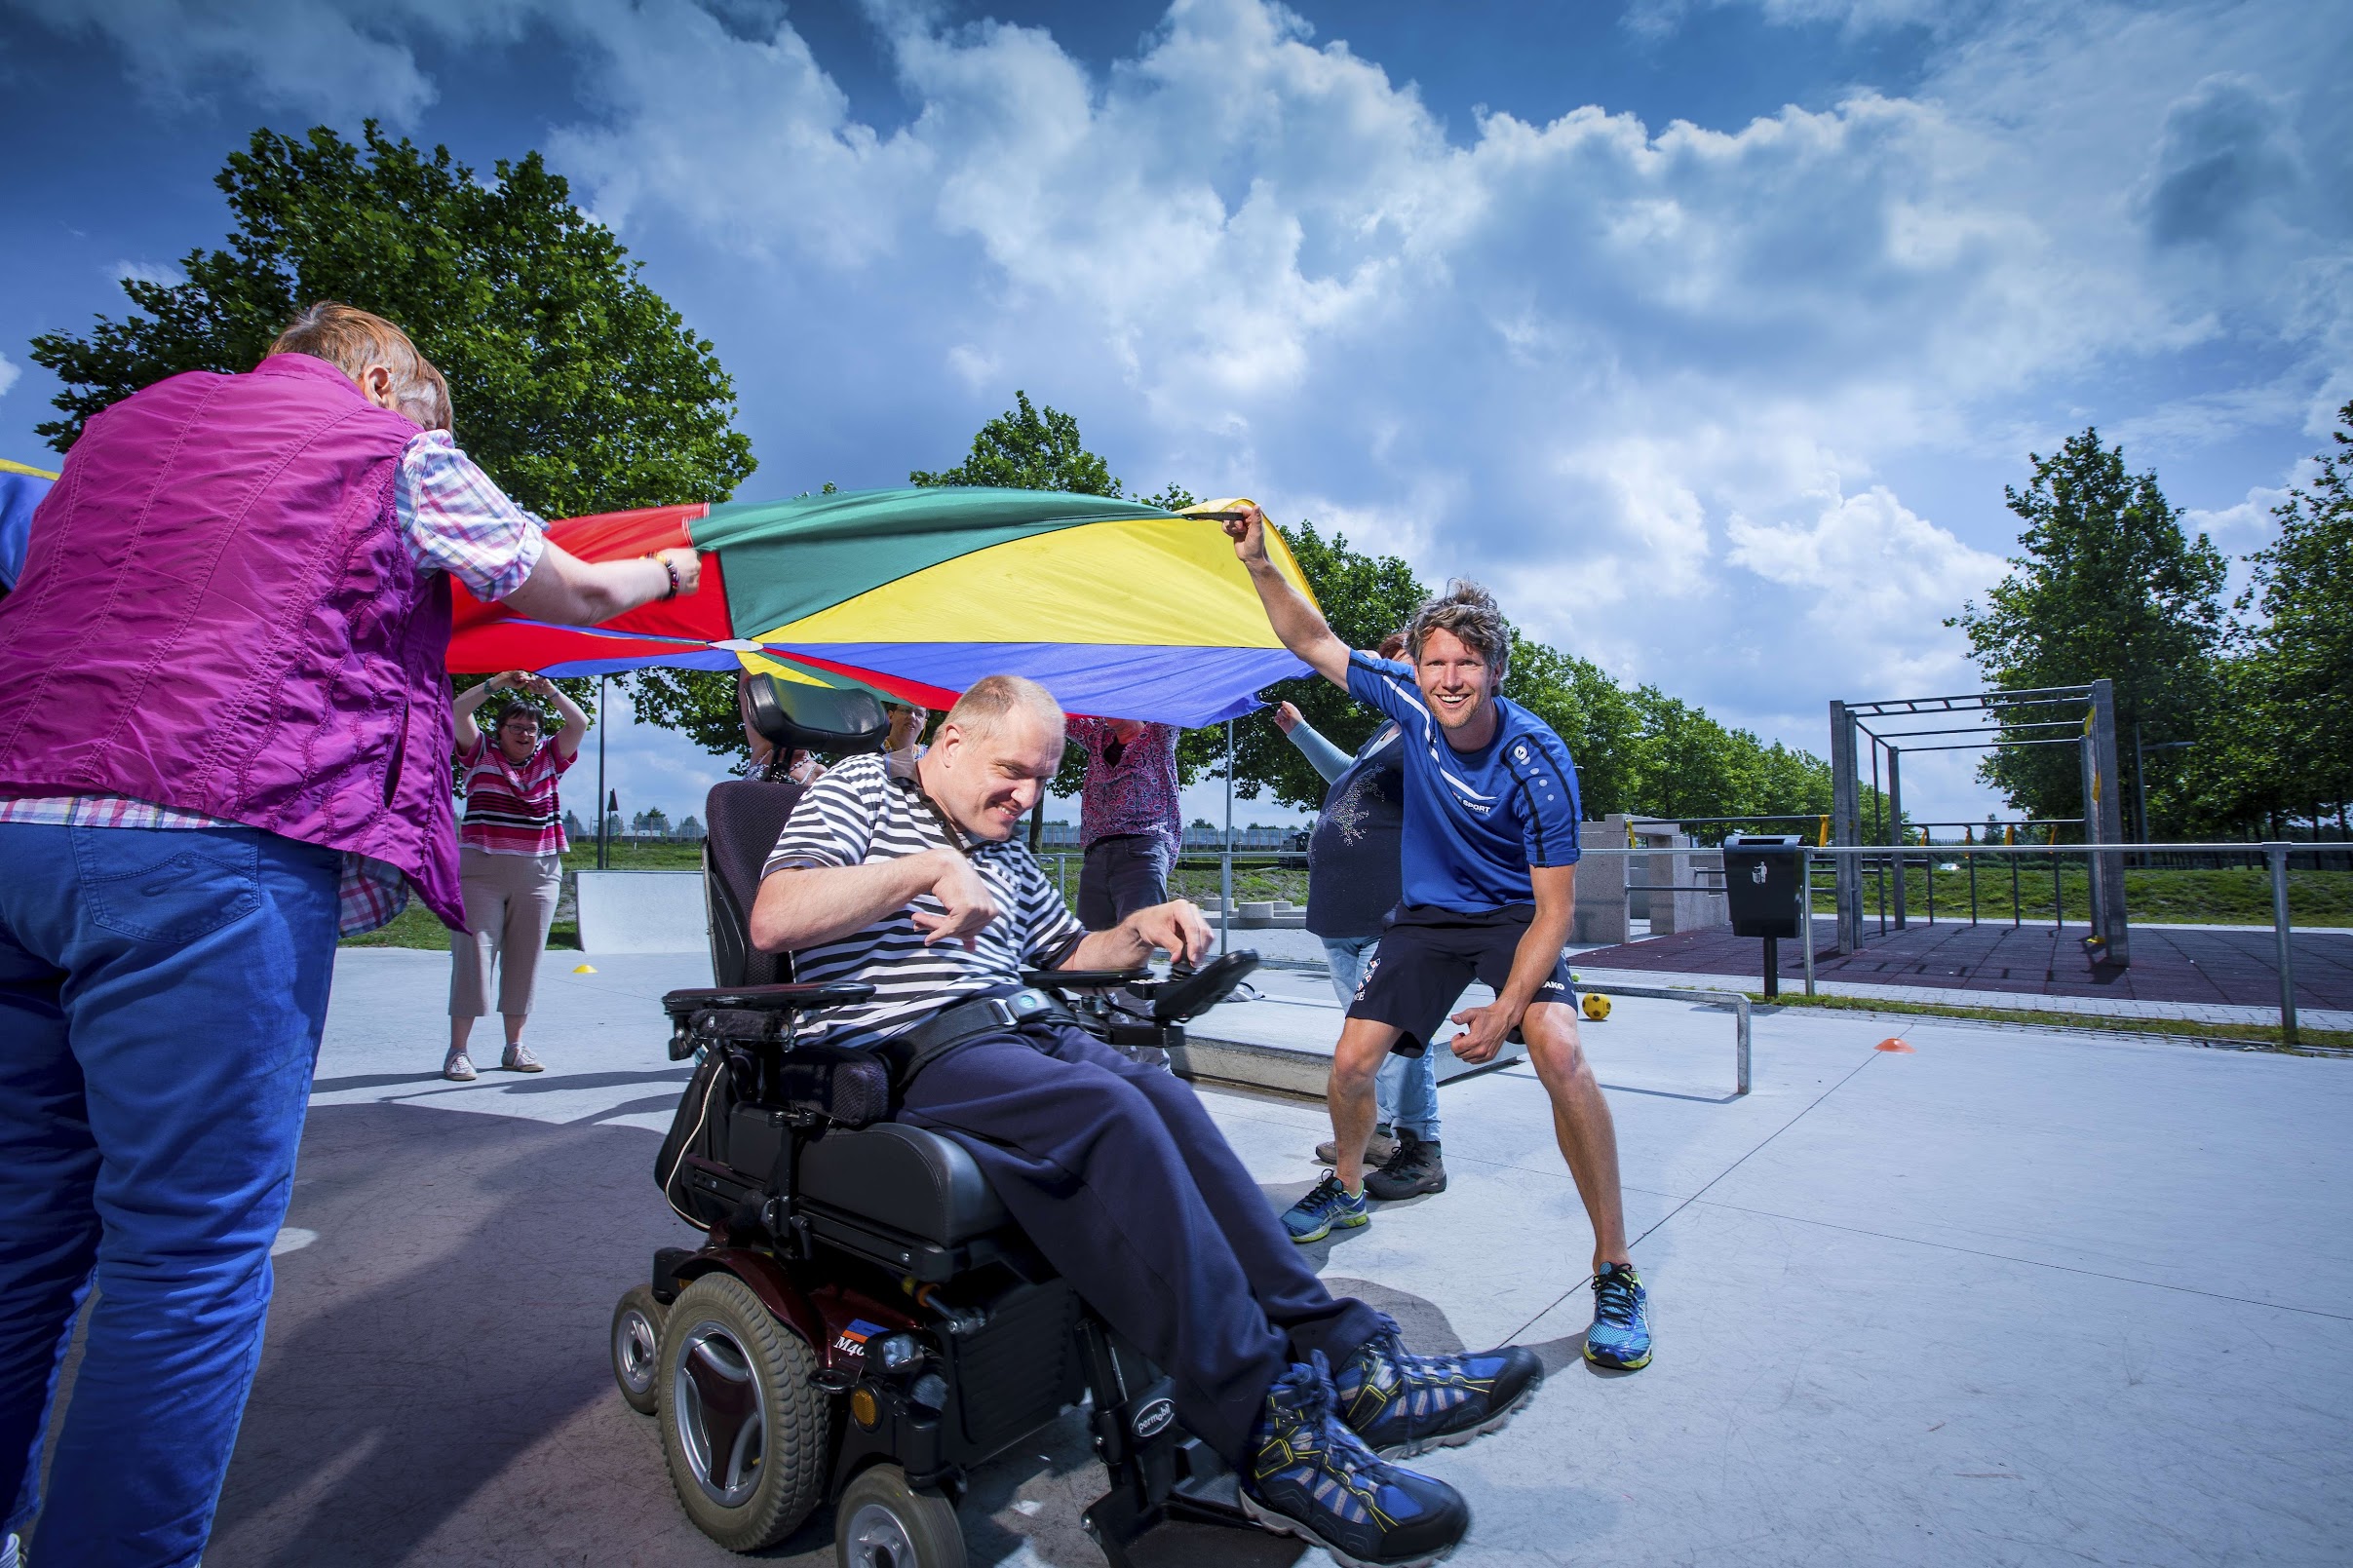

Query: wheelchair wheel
[[611, 1285, 667, 1415], [657, 1273, 829, 1550], [835, 1464, 966, 1568]]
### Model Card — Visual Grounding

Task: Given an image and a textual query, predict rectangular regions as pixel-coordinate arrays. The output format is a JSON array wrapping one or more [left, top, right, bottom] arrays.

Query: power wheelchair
[[610, 678, 1265, 1566]]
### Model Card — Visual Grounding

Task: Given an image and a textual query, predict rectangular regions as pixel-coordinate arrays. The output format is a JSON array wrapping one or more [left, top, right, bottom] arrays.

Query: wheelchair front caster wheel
[[835, 1465, 967, 1568], [611, 1284, 667, 1415], [659, 1273, 829, 1550]]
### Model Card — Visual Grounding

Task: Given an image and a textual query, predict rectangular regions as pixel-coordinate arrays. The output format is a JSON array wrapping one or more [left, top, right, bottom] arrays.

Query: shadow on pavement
[[210, 1100, 707, 1565], [209, 1104, 1329, 1566]]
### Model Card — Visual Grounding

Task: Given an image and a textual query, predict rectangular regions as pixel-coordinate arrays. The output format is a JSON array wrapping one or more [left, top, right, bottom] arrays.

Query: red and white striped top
[[456, 735, 575, 856]]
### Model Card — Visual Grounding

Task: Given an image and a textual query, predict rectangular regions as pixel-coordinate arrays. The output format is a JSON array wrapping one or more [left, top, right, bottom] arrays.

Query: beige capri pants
[[449, 847, 563, 1018]]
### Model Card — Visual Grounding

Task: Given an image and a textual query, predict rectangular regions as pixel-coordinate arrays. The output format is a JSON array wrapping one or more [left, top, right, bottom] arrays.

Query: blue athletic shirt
[[1344, 651, 1583, 911]]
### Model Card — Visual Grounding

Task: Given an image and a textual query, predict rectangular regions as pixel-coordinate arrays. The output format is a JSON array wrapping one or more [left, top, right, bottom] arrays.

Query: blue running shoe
[[1334, 1315, 1544, 1459], [1243, 1352, 1470, 1568], [1283, 1171, 1370, 1243], [1583, 1262, 1652, 1369]]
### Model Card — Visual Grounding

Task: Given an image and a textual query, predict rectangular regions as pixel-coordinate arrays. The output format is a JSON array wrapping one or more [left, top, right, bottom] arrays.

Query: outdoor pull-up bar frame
[[1831, 679, 2130, 965]]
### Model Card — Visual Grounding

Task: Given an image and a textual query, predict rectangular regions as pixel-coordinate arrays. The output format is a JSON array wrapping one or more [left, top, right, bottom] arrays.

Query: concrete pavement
[[174, 948, 2353, 1566]]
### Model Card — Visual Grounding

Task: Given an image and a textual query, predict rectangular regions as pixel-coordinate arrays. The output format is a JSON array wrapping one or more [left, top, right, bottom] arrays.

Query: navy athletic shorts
[[1345, 903, 1574, 1056]]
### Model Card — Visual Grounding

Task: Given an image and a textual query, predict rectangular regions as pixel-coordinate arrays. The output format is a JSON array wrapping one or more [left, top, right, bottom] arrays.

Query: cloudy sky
[[2, 0, 2343, 827]]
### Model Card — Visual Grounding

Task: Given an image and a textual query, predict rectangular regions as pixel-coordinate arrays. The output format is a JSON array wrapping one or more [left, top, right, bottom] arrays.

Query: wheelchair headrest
[[745, 674, 890, 755]]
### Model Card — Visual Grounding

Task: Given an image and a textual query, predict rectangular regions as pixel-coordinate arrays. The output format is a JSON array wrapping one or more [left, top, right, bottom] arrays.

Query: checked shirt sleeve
[[395, 431, 546, 601]]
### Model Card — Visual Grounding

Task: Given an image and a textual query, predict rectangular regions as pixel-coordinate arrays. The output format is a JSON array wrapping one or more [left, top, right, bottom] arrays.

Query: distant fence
[[1575, 841, 2342, 1047]]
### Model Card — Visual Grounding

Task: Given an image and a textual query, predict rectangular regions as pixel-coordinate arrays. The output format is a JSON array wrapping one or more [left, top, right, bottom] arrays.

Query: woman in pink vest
[[0, 303, 701, 1568]]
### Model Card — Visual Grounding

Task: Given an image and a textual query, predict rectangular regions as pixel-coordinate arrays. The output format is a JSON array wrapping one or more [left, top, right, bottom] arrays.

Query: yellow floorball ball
[[1581, 992, 1612, 1021]]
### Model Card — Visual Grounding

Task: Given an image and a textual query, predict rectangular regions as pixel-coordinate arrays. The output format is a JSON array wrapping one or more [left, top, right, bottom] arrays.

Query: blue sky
[[3, 0, 2344, 828]]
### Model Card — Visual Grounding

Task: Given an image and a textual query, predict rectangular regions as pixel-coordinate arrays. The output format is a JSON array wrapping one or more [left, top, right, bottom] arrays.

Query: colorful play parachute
[[446, 486, 1318, 726], [0, 458, 58, 595]]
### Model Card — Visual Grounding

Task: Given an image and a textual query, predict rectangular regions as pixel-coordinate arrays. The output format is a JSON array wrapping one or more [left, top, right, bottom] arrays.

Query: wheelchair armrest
[[1022, 968, 1149, 990], [663, 983, 877, 1058], [662, 982, 876, 1018]]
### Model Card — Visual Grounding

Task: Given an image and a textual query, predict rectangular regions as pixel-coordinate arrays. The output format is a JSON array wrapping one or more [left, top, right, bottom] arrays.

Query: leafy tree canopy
[[31, 123, 754, 519], [2182, 401, 2353, 832], [30, 122, 760, 738], [1948, 429, 2224, 832]]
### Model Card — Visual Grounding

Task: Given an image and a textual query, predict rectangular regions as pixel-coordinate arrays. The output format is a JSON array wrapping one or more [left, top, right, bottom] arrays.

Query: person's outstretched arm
[[1272, 701, 1351, 784], [528, 675, 592, 758], [752, 850, 998, 954], [502, 541, 702, 627], [451, 671, 513, 751], [1224, 506, 1350, 689], [399, 432, 700, 629]]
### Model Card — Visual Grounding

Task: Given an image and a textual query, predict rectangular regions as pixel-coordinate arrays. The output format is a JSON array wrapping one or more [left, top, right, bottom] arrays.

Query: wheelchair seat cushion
[[797, 1123, 1009, 1245]]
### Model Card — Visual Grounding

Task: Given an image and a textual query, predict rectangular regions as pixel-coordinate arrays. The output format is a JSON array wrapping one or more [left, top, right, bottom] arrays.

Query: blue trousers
[[1322, 935, 1440, 1139], [898, 1024, 1381, 1465], [0, 823, 339, 1567]]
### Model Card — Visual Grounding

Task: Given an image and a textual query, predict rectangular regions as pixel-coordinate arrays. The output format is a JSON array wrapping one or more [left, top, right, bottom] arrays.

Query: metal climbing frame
[[1829, 681, 2130, 966]]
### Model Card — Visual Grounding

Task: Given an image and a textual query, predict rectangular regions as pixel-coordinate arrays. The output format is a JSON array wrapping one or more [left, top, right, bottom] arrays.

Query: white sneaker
[[501, 1043, 545, 1073], [443, 1052, 479, 1082]]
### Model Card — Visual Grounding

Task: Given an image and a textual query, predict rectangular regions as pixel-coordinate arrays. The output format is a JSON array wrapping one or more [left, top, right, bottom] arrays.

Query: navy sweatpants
[[896, 1023, 1380, 1465]]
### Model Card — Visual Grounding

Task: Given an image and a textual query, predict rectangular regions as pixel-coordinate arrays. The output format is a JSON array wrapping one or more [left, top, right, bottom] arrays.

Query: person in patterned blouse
[[1067, 713, 1183, 928]]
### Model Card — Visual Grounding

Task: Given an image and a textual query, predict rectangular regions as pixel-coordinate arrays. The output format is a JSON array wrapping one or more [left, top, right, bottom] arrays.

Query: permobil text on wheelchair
[[610, 676, 1264, 1567]]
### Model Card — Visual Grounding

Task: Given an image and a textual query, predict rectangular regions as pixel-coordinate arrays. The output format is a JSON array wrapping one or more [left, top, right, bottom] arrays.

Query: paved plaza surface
[[170, 949, 2352, 1566], [1576, 916, 2353, 1012]]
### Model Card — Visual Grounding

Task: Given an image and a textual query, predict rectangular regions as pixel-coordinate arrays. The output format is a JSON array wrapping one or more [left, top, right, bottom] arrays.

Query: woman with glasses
[[444, 670, 588, 1080]]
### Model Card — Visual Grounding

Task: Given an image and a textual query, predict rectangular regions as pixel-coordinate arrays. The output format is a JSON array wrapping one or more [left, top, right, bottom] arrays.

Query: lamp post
[[596, 673, 609, 870], [1219, 720, 1234, 956]]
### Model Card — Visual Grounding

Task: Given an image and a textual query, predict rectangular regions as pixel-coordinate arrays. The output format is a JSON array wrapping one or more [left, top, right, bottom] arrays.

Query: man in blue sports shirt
[[1226, 505, 1651, 1371]]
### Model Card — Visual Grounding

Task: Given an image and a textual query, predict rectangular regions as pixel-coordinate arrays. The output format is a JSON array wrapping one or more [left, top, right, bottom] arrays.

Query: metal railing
[[1580, 982, 1751, 1096], [1572, 842, 2336, 1046]]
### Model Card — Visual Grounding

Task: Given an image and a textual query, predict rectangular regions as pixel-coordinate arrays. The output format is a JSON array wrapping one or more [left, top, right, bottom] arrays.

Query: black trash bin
[[1722, 834, 1806, 997]]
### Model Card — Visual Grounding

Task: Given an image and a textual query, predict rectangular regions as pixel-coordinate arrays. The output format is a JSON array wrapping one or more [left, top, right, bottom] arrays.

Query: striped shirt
[[456, 734, 574, 855], [0, 431, 547, 935], [761, 750, 1086, 1051]]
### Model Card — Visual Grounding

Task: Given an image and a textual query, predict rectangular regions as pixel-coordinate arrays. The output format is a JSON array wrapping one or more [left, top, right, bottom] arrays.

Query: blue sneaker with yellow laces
[[1283, 1170, 1369, 1243], [1583, 1262, 1652, 1369], [1334, 1315, 1544, 1458], [1242, 1352, 1470, 1568]]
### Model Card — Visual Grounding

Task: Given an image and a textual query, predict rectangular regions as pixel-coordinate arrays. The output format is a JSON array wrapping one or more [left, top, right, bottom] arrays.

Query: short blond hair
[[395, 359, 452, 433], [943, 674, 1064, 740], [269, 301, 447, 429]]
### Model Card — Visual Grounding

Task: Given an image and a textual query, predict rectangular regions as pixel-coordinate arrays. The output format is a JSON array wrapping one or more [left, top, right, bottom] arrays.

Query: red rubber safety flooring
[[1574, 918, 2353, 1010]]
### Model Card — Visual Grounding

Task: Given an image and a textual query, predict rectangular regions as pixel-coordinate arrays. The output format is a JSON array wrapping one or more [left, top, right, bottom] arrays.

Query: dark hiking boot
[[1317, 1122, 1398, 1168], [1363, 1129, 1447, 1201]]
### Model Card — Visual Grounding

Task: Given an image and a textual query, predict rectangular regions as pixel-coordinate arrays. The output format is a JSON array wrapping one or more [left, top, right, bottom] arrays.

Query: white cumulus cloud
[[30, 0, 2345, 819]]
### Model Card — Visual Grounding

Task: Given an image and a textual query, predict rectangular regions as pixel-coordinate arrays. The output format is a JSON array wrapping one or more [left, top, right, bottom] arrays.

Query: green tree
[[912, 391, 1124, 496], [1948, 429, 2225, 834], [30, 123, 753, 515], [2187, 401, 2353, 835], [29, 122, 758, 741]]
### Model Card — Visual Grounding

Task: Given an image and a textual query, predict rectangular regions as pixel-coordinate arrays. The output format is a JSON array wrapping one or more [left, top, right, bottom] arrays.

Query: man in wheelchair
[[743, 674, 1541, 1567]]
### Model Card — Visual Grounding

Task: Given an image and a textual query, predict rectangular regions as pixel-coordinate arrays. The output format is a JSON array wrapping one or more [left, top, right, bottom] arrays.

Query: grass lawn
[[1744, 988, 2353, 1055], [339, 841, 696, 949], [340, 844, 2346, 950]]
